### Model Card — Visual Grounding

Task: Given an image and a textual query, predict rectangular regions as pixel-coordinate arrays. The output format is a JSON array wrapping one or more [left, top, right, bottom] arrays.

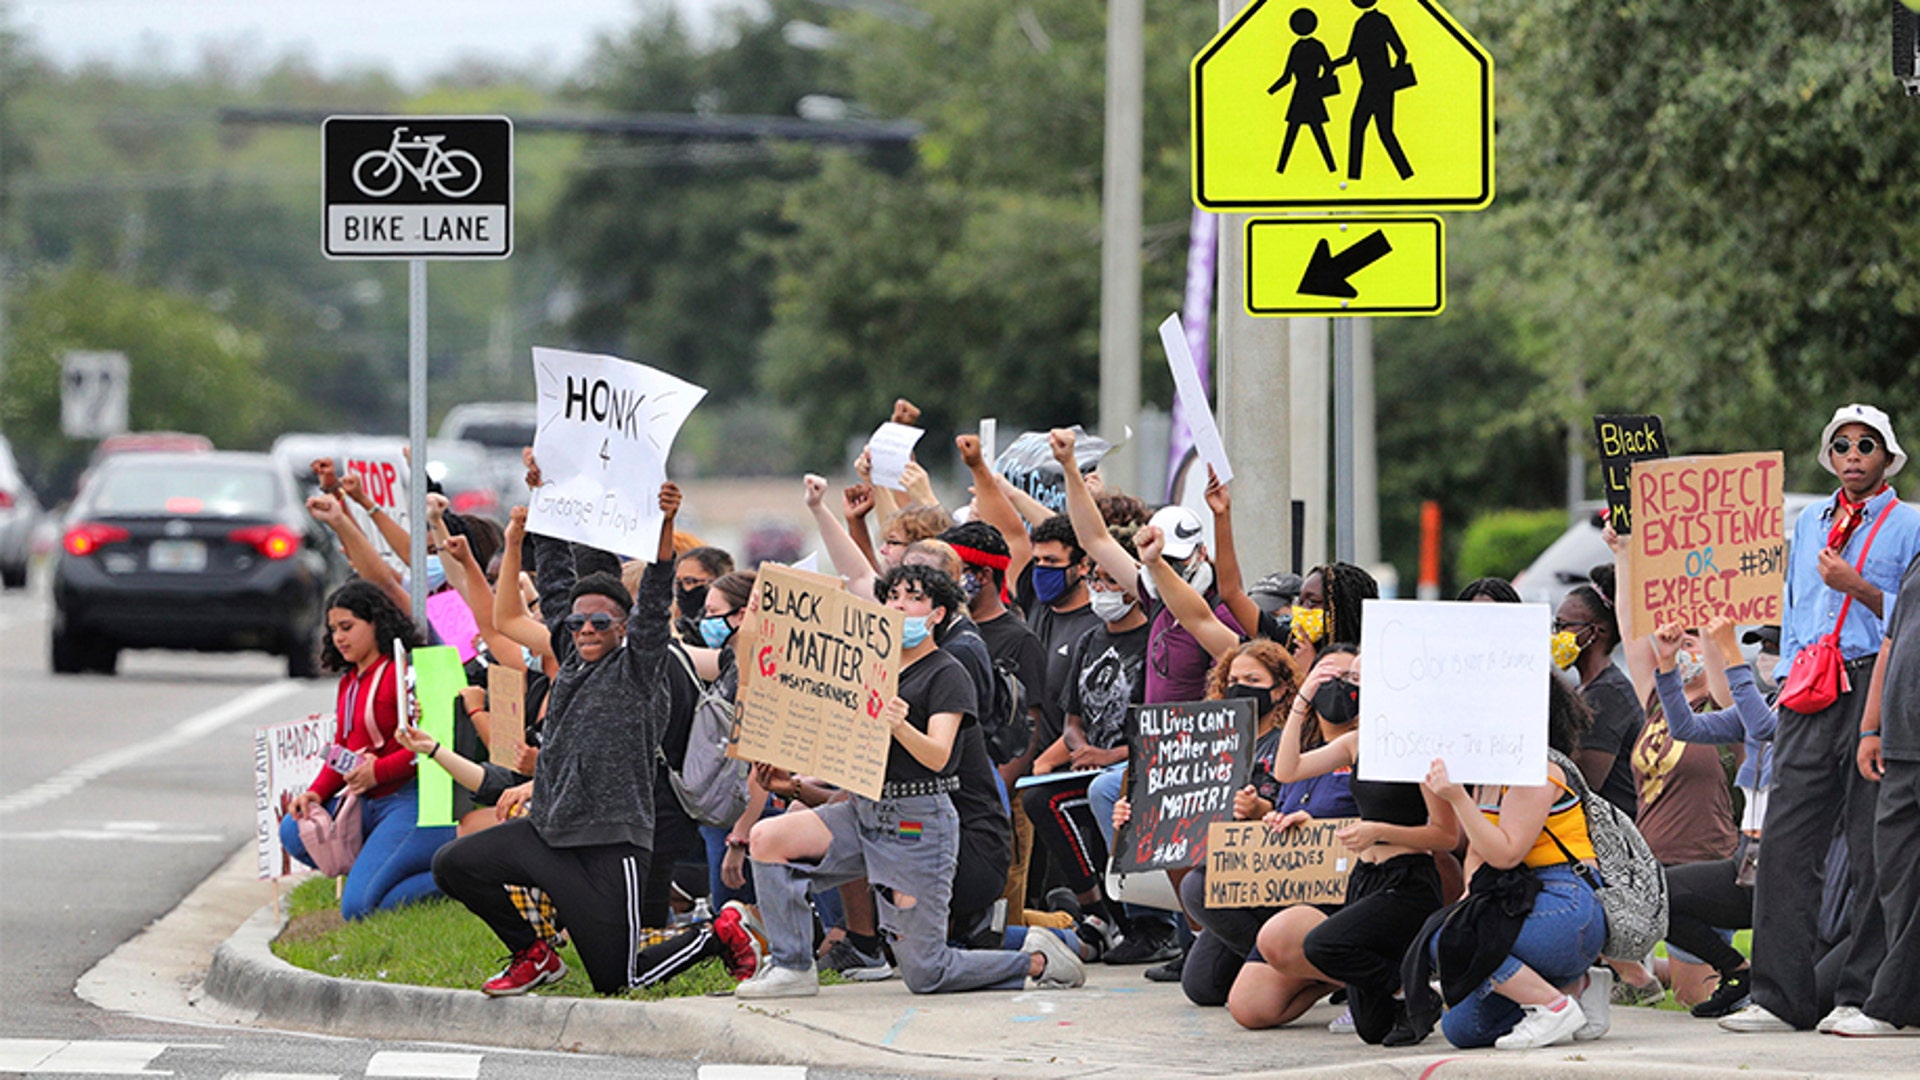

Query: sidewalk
[[85, 850, 1919, 1079]]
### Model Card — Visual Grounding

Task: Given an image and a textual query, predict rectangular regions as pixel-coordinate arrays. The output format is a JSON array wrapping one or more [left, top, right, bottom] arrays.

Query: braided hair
[[1314, 561, 1379, 648]]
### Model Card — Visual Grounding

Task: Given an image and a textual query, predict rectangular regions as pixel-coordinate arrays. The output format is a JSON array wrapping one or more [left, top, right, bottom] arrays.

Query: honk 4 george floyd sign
[[527, 347, 706, 557]]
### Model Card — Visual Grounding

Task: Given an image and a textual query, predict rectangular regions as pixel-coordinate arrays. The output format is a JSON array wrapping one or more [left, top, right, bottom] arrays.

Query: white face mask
[[1089, 588, 1135, 624]]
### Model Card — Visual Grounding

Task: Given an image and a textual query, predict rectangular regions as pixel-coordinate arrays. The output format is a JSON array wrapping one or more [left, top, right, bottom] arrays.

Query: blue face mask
[[699, 615, 735, 649], [1032, 564, 1073, 605], [902, 615, 932, 649], [424, 553, 447, 592]]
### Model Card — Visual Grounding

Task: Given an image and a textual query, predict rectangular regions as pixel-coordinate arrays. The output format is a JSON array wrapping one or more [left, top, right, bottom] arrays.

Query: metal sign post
[[408, 261, 428, 621], [1333, 319, 1355, 564]]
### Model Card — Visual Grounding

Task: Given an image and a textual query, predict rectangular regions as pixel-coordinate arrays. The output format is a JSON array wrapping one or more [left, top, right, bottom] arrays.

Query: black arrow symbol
[[1297, 230, 1393, 299]]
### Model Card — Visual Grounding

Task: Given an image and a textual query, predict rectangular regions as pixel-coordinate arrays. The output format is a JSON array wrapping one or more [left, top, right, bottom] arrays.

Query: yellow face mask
[[1551, 630, 1582, 670], [1290, 605, 1327, 646]]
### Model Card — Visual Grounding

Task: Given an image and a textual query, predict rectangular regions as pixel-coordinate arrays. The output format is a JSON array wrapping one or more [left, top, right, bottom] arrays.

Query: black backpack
[[983, 654, 1032, 765]]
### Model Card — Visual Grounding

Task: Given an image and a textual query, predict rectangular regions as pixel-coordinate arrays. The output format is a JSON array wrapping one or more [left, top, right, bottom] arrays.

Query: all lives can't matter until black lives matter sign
[[323, 116, 512, 259]]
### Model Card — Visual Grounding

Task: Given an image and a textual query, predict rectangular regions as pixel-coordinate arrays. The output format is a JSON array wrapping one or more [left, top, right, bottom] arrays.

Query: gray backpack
[[1545, 747, 1668, 960], [665, 648, 750, 829]]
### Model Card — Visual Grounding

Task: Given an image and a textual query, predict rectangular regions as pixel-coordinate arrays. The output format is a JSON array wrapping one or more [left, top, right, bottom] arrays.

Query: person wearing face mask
[[672, 546, 734, 642], [429, 469, 683, 998], [1021, 537, 1156, 961], [739, 564, 1085, 999], [1019, 514, 1104, 780], [1287, 561, 1379, 674], [1553, 566, 1646, 821], [1274, 651, 1463, 1046]]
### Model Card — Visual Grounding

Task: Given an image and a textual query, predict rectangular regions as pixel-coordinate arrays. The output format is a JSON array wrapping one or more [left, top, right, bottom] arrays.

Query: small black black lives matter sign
[[324, 116, 512, 260], [1113, 698, 1256, 873], [1593, 414, 1668, 535]]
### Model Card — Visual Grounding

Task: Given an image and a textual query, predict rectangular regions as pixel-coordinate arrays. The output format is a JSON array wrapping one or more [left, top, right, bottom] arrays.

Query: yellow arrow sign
[[1193, 0, 1493, 211], [1245, 216, 1444, 317]]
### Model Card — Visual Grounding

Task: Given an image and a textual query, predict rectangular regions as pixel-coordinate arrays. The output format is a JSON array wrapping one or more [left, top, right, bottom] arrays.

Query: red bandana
[[1827, 485, 1889, 553]]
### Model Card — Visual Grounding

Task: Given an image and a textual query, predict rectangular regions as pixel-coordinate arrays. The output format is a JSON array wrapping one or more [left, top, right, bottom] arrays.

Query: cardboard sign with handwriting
[[1628, 451, 1785, 633], [487, 665, 526, 767], [728, 563, 903, 800], [1204, 817, 1358, 907]]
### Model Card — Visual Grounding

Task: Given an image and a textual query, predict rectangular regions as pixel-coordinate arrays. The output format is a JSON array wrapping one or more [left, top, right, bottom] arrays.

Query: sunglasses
[[564, 612, 617, 633], [1831, 435, 1880, 457]]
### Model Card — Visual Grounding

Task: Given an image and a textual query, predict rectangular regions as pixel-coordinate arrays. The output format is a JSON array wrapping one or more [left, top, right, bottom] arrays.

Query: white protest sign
[[1356, 599, 1550, 786], [792, 551, 821, 574], [254, 714, 332, 880], [866, 421, 925, 491], [1159, 314, 1233, 485], [338, 444, 410, 566], [979, 418, 998, 467], [527, 347, 706, 557]]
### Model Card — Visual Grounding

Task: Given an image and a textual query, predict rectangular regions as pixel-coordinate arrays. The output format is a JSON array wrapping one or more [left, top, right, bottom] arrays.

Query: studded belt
[[880, 775, 961, 799]]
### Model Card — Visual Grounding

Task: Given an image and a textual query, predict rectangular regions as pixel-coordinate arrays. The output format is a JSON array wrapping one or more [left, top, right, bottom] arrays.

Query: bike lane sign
[[323, 116, 512, 259]]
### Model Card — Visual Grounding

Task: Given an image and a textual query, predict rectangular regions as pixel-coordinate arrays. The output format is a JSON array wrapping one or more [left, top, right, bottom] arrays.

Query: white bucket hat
[[1818, 403, 1907, 478]]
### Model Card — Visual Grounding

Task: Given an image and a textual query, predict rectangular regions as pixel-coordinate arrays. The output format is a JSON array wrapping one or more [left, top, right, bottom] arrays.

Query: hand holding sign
[[866, 422, 926, 492]]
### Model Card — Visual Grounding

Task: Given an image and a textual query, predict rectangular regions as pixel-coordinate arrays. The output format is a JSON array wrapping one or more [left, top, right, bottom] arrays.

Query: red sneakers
[[482, 939, 567, 996], [713, 903, 767, 981]]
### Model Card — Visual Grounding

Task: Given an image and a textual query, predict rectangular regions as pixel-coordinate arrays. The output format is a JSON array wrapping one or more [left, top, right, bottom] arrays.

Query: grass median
[[271, 876, 737, 1000]]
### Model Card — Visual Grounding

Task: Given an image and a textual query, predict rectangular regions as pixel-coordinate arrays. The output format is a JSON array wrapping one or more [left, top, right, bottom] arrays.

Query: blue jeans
[[1438, 864, 1608, 1049], [280, 782, 454, 921]]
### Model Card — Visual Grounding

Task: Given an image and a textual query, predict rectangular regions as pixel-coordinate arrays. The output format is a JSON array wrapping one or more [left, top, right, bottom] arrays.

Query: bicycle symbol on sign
[[352, 127, 483, 199]]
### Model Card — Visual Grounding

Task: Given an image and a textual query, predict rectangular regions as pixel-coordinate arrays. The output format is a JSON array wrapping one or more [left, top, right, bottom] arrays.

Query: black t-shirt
[[939, 615, 996, 729], [1580, 663, 1647, 820], [1027, 600, 1103, 752], [888, 649, 979, 784], [976, 610, 1047, 710], [1063, 622, 1150, 750]]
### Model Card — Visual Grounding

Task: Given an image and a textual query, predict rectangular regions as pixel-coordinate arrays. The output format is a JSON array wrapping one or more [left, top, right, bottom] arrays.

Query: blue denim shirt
[[1775, 487, 1920, 679]]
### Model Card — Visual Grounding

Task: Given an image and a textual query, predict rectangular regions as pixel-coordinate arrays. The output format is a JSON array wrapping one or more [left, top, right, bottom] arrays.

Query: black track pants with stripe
[[432, 816, 650, 994]]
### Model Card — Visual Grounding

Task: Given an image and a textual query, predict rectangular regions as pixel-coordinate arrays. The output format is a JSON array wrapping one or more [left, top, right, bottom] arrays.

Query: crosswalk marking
[[364, 1051, 483, 1079], [0, 1039, 173, 1075], [697, 1067, 809, 1080], [220, 1074, 341, 1080]]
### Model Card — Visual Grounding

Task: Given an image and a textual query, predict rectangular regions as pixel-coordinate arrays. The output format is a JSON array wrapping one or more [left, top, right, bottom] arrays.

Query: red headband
[[949, 544, 1011, 571]]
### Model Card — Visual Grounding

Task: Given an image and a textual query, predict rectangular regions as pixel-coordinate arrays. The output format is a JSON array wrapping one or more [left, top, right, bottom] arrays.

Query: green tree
[[1, 266, 291, 493]]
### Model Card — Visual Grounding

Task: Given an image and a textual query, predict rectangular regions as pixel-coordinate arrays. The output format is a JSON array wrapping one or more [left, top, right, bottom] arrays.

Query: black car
[[51, 451, 339, 677]]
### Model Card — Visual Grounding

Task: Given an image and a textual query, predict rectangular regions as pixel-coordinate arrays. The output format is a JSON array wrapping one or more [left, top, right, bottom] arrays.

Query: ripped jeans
[[752, 793, 1031, 993]]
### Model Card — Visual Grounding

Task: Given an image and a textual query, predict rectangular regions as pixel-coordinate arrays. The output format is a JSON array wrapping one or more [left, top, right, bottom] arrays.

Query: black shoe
[[1044, 887, 1084, 922], [1144, 947, 1187, 982], [1330, 987, 1349, 1006], [1691, 967, 1752, 1019], [1104, 923, 1179, 965], [1383, 1002, 1434, 1047]]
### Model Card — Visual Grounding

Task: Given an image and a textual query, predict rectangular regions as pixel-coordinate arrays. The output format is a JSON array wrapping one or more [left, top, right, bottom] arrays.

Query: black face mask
[[675, 582, 709, 618], [1225, 682, 1274, 719], [1311, 676, 1360, 726]]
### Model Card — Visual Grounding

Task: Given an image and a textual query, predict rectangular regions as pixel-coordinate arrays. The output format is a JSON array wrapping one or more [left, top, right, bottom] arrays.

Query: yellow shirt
[[1478, 769, 1595, 868]]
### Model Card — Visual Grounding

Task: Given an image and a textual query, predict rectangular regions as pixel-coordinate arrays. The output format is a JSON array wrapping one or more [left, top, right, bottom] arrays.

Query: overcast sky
[[10, 0, 751, 81]]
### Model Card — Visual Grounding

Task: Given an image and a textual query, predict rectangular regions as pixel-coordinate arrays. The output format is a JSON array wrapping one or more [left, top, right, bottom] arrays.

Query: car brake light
[[229, 525, 301, 560], [0, 490, 14, 509], [451, 490, 497, 515], [64, 523, 131, 556]]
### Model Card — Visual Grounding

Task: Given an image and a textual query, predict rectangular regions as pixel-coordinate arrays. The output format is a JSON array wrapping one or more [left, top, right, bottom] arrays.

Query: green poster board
[[410, 644, 466, 827]]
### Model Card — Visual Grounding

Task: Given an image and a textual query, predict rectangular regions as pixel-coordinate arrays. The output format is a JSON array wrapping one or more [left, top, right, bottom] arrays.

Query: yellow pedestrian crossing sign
[[1192, 0, 1493, 211], [1245, 216, 1444, 316]]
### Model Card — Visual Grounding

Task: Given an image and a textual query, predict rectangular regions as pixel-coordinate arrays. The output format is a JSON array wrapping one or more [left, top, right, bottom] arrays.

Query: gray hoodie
[[526, 534, 673, 850]]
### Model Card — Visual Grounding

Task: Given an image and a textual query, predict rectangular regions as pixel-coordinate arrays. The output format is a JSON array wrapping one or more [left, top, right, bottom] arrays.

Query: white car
[[0, 435, 43, 589]]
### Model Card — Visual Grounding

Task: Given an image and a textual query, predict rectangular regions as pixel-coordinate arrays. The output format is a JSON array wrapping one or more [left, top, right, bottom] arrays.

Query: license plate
[[147, 539, 207, 572]]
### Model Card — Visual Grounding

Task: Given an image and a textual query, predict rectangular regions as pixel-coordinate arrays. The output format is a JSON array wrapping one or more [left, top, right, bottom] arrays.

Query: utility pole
[[1099, 0, 1144, 493]]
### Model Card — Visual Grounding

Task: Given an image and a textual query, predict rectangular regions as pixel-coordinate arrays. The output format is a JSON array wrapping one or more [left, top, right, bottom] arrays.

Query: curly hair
[[1030, 513, 1085, 564], [940, 520, 1013, 589], [877, 563, 967, 635], [1204, 639, 1301, 710], [1096, 491, 1150, 529], [1312, 561, 1379, 648], [320, 579, 425, 673], [1549, 673, 1594, 756]]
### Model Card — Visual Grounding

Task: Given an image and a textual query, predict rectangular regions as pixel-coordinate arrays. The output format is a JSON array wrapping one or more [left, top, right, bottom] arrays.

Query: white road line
[[0, 1039, 174, 1074], [1, 829, 227, 843], [364, 1051, 483, 1079], [0, 681, 301, 818], [220, 1074, 341, 1080], [697, 1067, 809, 1080]]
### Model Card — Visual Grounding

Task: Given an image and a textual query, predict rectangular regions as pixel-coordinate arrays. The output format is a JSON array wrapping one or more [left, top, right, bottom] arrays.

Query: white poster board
[[1159, 314, 1233, 485], [866, 421, 926, 491], [337, 444, 410, 566], [254, 714, 332, 880], [1356, 599, 1550, 786], [527, 347, 706, 557]]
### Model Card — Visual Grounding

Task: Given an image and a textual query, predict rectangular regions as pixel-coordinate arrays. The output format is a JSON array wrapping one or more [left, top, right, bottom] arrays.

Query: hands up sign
[[527, 347, 705, 556]]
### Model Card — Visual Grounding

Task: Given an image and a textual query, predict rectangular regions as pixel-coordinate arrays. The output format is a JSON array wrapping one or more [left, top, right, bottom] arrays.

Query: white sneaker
[[1720, 1003, 1794, 1033], [1495, 998, 1587, 1050], [1574, 967, 1613, 1041], [734, 962, 819, 1000], [1022, 928, 1087, 990], [1819, 1005, 1864, 1034], [1328, 1007, 1356, 1034], [1831, 1013, 1919, 1037]]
